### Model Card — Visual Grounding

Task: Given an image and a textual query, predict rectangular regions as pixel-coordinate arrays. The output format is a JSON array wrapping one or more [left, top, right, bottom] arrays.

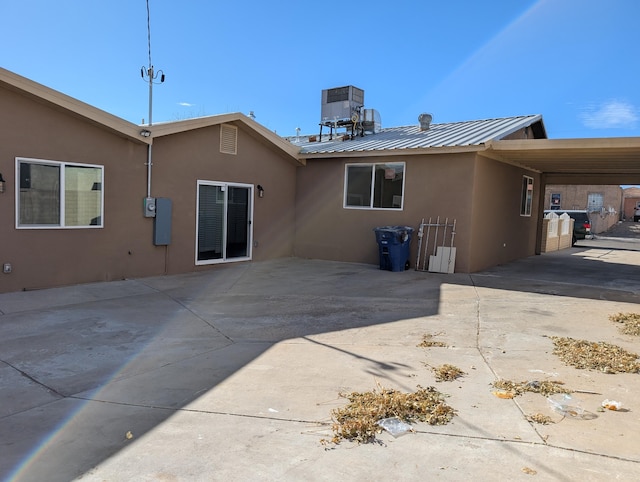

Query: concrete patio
[[1, 239, 639, 481]]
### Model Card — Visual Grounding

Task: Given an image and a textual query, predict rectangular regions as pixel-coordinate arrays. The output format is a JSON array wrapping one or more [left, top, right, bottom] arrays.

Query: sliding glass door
[[196, 181, 253, 264]]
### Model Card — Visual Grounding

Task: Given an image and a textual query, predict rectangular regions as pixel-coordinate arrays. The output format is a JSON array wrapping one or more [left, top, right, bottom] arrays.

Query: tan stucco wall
[[293, 153, 477, 272], [0, 86, 159, 292], [0, 87, 298, 293], [468, 156, 540, 272], [150, 125, 297, 274]]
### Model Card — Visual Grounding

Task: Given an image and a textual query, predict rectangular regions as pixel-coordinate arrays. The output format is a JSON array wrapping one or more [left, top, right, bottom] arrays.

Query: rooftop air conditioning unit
[[321, 86, 364, 125]]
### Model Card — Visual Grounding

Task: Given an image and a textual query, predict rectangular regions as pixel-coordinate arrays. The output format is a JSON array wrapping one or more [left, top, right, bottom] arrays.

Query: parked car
[[544, 210, 591, 245]]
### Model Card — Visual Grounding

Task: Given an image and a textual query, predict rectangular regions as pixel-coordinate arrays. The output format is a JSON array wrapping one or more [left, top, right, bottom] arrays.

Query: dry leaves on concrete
[[433, 364, 465, 382], [492, 379, 571, 397], [609, 312, 640, 336], [526, 413, 553, 425], [326, 384, 456, 444], [417, 332, 448, 348], [550, 336, 640, 374]]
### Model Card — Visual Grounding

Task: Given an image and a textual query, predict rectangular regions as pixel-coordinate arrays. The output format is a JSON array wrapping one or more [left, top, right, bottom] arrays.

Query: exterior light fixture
[[0, 173, 5, 193], [140, 130, 151, 137], [257, 185, 264, 198]]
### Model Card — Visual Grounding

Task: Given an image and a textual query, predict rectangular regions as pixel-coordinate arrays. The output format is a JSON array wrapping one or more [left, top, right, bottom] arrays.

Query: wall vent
[[220, 124, 237, 155]]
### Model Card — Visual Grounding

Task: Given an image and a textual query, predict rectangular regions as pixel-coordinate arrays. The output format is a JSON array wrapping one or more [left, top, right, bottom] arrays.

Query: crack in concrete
[[1, 359, 64, 398]]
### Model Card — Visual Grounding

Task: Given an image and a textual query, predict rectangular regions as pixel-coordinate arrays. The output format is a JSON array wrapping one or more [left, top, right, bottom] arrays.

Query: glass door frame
[[195, 180, 254, 265]]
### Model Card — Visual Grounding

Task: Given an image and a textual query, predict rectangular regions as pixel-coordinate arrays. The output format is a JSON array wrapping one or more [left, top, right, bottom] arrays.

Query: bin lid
[[374, 226, 414, 232]]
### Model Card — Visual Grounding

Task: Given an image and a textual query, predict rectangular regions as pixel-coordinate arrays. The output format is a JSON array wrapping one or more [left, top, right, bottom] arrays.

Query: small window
[[587, 192, 604, 212], [220, 124, 237, 155], [344, 162, 405, 209], [520, 175, 534, 216], [17, 158, 103, 228]]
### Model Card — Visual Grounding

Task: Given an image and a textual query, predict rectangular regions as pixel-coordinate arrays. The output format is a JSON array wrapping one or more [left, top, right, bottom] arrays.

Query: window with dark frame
[[520, 175, 534, 216]]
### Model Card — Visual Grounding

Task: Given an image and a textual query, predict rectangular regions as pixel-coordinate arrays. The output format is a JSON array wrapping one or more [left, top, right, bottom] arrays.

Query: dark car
[[544, 210, 591, 245]]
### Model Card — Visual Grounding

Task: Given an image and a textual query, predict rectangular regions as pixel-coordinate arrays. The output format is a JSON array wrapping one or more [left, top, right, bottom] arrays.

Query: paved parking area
[[1, 240, 639, 481]]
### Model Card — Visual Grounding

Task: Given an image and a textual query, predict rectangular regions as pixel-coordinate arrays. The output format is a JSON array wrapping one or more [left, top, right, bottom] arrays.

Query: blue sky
[[1, 0, 639, 140]]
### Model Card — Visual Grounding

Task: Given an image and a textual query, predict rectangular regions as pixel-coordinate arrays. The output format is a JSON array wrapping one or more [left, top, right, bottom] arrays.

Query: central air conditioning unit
[[321, 86, 364, 125]]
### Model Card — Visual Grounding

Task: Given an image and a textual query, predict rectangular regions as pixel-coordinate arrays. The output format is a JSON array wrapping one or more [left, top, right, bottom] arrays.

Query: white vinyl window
[[16, 158, 104, 228], [520, 175, 534, 216], [344, 162, 405, 209]]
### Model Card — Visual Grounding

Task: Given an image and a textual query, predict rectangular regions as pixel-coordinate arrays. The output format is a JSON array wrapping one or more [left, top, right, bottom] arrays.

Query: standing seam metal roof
[[296, 115, 544, 155]]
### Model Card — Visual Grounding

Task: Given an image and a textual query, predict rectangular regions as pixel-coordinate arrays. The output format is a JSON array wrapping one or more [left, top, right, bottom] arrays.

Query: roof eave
[[493, 114, 546, 140], [299, 144, 486, 160], [149, 113, 304, 166], [0, 67, 149, 145]]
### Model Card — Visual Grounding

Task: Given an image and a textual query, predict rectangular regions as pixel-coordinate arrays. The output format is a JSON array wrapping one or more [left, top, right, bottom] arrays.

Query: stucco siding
[[0, 86, 157, 292], [468, 156, 540, 272], [294, 153, 477, 272], [151, 125, 297, 274], [0, 87, 298, 293]]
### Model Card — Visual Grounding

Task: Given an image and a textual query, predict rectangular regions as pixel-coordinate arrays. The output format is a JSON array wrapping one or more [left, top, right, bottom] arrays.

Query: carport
[[481, 137, 640, 253]]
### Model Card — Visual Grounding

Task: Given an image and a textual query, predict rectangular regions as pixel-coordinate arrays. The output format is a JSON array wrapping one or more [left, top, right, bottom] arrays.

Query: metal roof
[[296, 115, 545, 156]]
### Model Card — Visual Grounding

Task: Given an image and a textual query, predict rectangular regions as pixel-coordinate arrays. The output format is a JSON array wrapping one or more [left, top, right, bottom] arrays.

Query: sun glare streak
[[5, 283, 231, 481], [407, 0, 546, 119]]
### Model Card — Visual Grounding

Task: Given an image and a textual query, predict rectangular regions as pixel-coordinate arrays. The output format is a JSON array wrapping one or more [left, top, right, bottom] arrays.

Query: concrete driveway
[[1, 240, 639, 481]]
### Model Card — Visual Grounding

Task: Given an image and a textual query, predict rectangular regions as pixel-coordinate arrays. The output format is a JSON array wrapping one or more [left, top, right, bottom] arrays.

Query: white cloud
[[581, 100, 638, 129], [177, 102, 195, 107]]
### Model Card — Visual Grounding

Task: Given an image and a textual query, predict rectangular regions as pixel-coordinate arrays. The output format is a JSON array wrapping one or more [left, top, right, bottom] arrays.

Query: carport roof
[[482, 137, 640, 184]]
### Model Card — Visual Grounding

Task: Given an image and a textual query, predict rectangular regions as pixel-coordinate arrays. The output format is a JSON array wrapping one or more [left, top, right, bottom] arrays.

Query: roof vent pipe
[[418, 113, 433, 131]]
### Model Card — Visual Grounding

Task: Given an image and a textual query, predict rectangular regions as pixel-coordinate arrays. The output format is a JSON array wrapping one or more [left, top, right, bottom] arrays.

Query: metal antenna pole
[[141, 0, 164, 198], [148, 68, 153, 126]]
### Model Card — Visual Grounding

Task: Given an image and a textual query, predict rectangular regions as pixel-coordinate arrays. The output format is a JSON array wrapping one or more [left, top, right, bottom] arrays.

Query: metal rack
[[415, 217, 457, 273]]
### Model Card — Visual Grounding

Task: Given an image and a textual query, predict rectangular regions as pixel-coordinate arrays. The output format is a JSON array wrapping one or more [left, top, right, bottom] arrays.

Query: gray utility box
[[153, 197, 172, 246], [321, 86, 364, 124]]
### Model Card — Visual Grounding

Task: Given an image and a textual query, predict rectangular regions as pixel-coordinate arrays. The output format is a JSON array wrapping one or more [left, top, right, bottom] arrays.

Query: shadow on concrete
[[0, 243, 638, 480], [0, 259, 443, 481], [470, 242, 640, 304]]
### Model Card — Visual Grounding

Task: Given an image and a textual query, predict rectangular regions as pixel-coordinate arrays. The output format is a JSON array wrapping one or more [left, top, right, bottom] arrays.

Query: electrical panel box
[[143, 197, 156, 218], [321, 86, 364, 124], [153, 197, 172, 246]]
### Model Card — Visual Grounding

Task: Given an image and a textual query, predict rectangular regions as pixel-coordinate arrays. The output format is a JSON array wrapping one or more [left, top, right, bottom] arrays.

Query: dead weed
[[326, 384, 455, 444], [526, 413, 554, 425], [417, 332, 448, 348], [609, 312, 640, 336], [550, 336, 640, 374], [433, 364, 465, 382], [492, 379, 571, 397]]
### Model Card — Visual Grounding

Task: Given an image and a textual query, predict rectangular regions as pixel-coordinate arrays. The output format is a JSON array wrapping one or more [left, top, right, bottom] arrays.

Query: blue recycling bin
[[374, 226, 414, 271]]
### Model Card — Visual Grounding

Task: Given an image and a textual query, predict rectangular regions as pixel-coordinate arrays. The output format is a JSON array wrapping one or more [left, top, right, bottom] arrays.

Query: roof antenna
[[140, 0, 165, 201], [140, 0, 165, 127]]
